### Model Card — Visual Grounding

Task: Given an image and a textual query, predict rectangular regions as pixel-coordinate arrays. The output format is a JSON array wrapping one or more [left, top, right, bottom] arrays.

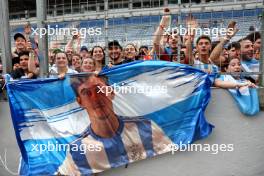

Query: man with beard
[[239, 38, 259, 82], [108, 40, 124, 65], [246, 32, 261, 60], [56, 74, 172, 175]]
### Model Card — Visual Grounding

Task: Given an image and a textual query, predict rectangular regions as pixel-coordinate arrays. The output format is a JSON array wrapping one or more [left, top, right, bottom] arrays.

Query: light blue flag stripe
[[6, 61, 214, 175]]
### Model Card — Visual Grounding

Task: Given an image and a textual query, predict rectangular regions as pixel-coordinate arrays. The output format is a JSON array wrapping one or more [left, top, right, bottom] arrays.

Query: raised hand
[[26, 41, 33, 52], [186, 14, 198, 37], [226, 21, 239, 39], [160, 8, 171, 29], [186, 15, 198, 29]]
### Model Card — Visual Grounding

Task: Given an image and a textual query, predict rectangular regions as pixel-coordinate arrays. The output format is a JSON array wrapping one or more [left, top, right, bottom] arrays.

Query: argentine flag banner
[[6, 61, 214, 175], [219, 75, 259, 116]]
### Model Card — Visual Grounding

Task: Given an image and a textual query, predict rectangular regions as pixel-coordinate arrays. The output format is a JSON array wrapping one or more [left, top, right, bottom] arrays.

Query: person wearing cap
[[13, 33, 27, 56], [108, 40, 124, 65], [80, 46, 89, 59], [12, 33, 27, 70], [13, 32, 38, 72], [15, 30, 40, 79]]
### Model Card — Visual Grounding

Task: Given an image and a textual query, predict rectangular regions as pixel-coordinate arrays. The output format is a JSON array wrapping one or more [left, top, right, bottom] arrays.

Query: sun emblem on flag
[[128, 144, 144, 161]]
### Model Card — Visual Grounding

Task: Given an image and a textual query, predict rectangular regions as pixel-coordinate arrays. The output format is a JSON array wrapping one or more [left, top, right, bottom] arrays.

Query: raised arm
[[153, 8, 171, 58], [183, 35, 194, 64], [27, 41, 39, 76], [65, 38, 74, 51], [184, 15, 198, 65], [210, 21, 239, 64], [65, 34, 81, 54]]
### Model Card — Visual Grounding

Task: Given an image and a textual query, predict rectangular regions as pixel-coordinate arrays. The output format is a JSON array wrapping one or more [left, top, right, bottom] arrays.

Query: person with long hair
[[91, 46, 105, 73]]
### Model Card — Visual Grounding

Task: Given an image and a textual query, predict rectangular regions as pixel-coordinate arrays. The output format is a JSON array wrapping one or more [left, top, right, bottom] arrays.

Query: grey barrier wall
[[0, 89, 264, 176]]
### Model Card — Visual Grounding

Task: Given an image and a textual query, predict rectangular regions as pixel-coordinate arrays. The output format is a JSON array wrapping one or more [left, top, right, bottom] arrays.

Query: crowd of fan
[[0, 8, 262, 97]]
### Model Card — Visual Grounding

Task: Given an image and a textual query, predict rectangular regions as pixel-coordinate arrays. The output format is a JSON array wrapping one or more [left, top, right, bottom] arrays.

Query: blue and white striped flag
[[6, 61, 214, 175], [219, 75, 259, 116]]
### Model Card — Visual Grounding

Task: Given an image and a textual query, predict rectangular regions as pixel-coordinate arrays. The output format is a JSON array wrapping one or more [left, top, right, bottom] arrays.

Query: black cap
[[108, 40, 122, 50], [139, 45, 148, 50], [80, 46, 89, 53], [14, 33, 26, 41]]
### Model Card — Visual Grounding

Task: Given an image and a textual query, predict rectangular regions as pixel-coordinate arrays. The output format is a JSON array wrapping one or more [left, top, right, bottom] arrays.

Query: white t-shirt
[[49, 66, 78, 77]]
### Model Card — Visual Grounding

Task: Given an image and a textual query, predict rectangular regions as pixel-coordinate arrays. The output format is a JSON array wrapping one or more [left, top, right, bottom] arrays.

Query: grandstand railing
[[9, 0, 263, 24]]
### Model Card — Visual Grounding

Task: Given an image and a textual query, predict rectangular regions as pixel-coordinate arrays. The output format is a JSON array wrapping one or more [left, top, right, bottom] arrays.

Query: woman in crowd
[[71, 54, 82, 73], [91, 46, 105, 73], [49, 51, 78, 78], [214, 57, 256, 89], [123, 43, 138, 63], [81, 57, 95, 72]]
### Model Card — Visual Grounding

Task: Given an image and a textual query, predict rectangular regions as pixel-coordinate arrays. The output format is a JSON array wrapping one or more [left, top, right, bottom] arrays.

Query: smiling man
[[193, 35, 219, 74], [56, 74, 172, 175], [239, 38, 259, 82], [108, 40, 124, 65], [12, 33, 27, 69]]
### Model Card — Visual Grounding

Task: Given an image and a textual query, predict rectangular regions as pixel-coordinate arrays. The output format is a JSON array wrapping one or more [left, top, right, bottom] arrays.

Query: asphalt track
[[0, 89, 264, 176]]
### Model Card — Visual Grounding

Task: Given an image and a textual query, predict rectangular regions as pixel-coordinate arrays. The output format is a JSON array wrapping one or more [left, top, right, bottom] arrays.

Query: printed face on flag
[[72, 75, 115, 121], [7, 61, 215, 175]]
